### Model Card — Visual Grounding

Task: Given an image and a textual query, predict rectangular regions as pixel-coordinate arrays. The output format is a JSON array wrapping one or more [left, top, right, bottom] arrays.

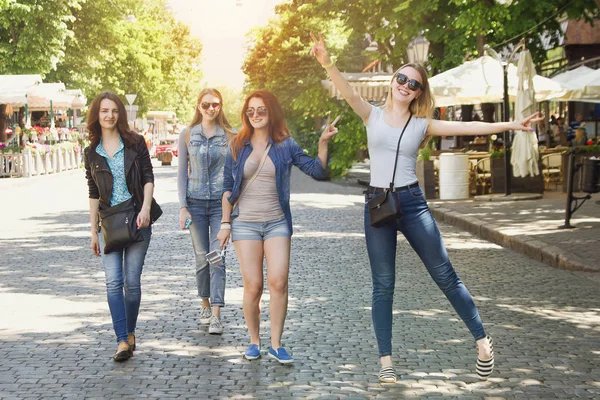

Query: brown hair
[[86, 91, 141, 149], [383, 63, 435, 119], [229, 90, 290, 161], [188, 88, 235, 136]]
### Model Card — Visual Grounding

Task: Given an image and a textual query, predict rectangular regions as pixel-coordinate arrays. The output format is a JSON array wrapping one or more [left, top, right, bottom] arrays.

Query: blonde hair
[[383, 63, 435, 120], [188, 88, 235, 136]]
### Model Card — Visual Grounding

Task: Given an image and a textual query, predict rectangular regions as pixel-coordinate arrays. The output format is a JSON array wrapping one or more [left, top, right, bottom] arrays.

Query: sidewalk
[[345, 162, 600, 272]]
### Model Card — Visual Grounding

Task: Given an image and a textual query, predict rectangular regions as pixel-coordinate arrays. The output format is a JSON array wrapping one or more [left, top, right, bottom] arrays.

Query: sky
[[167, 0, 283, 89]]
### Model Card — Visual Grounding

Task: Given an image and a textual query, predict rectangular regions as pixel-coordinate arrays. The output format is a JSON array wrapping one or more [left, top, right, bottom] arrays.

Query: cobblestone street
[[1, 164, 599, 399]]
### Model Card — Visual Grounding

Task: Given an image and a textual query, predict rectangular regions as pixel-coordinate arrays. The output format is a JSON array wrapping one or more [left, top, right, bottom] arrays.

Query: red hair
[[230, 90, 290, 161]]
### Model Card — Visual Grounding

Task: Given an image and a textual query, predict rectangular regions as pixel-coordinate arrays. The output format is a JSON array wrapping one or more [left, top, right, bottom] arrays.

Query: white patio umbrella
[[568, 68, 600, 100], [551, 65, 594, 84], [429, 56, 567, 106], [0, 74, 43, 105], [510, 50, 539, 178], [64, 89, 87, 109], [26, 83, 71, 110], [548, 66, 600, 101]]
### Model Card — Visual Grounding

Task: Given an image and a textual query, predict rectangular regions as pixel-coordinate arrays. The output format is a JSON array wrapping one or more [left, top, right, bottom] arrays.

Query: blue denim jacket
[[223, 136, 328, 235], [178, 124, 229, 207]]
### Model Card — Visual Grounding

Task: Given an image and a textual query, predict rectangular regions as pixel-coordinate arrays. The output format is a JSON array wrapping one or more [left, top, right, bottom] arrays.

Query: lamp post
[[407, 33, 430, 64], [485, 40, 526, 196]]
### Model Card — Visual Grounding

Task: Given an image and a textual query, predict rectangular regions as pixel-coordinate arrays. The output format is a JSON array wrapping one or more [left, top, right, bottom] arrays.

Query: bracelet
[[221, 220, 230, 224], [322, 60, 334, 69], [220, 223, 231, 230]]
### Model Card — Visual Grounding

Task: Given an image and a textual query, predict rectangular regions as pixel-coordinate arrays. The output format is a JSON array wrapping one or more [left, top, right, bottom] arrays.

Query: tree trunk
[[0, 105, 7, 142]]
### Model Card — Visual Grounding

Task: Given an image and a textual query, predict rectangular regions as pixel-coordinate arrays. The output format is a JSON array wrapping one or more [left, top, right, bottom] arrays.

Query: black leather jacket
[[84, 136, 162, 224]]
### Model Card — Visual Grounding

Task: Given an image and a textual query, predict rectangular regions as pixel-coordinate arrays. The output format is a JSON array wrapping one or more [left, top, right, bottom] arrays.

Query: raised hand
[[320, 114, 340, 142], [310, 32, 332, 66]]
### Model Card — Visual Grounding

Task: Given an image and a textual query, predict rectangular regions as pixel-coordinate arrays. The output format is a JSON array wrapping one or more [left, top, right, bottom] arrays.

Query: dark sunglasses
[[395, 73, 423, 91], [245, 106, 268, 117], [201, 102, 220, 110]]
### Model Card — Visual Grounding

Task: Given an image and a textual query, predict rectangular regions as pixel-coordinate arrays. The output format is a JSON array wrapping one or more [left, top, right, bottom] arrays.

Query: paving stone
[[0, 164, 599, 398]]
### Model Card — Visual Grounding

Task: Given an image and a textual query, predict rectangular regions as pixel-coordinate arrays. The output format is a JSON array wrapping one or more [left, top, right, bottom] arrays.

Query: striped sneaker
[[476, 336, 495, 379], [378, 366, 397, 383]]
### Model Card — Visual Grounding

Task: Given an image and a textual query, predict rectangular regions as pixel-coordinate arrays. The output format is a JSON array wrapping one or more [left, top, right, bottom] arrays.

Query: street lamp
[[407, 33, 430, 64], [485, 40, 526, 196]]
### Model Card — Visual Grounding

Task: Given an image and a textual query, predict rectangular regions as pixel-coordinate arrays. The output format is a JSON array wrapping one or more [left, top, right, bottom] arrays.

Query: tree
[[0, 0, 82, 75], [47, 0, 203, 119], [243, 0, 368, 176], [243, 0, 599, 176], [0, 0, 83, 140]]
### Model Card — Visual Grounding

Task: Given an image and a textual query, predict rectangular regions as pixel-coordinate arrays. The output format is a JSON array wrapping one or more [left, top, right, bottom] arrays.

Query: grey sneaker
[[200, 307, 212, 325], [208, 315, 223, 335]]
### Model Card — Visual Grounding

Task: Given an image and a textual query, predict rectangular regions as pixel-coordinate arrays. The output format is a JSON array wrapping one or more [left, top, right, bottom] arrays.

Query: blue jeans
[[98, 226, 152, 344], [187, 198, 226, 307], [364, 184, 486, 357]]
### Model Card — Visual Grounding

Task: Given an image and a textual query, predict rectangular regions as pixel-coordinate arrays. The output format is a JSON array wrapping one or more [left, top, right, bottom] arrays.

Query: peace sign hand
[[310, 32, 332, 67], [319, 114, 340, 143], [510, 112, 544, 131]]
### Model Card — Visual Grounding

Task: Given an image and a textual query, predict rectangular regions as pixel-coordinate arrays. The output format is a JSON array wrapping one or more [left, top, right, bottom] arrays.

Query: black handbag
[[367, 114, 413, 227], [98, 197, 143, 254]]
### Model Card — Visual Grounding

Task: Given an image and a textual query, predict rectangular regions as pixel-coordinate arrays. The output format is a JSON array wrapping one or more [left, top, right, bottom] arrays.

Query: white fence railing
[[0, 148, 81, 178]]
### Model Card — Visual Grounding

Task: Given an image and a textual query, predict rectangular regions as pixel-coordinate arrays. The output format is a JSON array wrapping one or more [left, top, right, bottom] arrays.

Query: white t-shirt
[[366, 105, 429, 188]]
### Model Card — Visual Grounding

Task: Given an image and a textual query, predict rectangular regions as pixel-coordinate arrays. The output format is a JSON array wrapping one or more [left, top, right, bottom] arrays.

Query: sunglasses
[[201, 102, 220, 110], [245, 106, 268, 117], [395, 73, 423, 91]]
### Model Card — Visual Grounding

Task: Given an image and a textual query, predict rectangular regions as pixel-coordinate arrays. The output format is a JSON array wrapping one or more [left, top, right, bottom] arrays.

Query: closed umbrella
[[511, 50, 539, 178]]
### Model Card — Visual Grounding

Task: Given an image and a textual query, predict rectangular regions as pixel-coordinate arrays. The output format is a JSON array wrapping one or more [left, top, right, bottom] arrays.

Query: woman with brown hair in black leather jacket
[[84, 91, 162, 362]]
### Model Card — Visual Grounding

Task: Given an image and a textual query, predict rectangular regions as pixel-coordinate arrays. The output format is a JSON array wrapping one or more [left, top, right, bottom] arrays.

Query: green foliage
[[46, 0, 203, 119], [490, 148, 505, 159], [212, 85, 244, 129], [0, 0, 83, 75], [243, 0, 367, 177], [0, 0, 203, 120], [418, 145, 432, 161], [574, 144, 600, 153], [242, 0, 598, 177]]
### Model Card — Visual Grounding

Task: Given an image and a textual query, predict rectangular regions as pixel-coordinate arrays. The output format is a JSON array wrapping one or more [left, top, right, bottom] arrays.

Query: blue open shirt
[[222, 136, 328, 235]]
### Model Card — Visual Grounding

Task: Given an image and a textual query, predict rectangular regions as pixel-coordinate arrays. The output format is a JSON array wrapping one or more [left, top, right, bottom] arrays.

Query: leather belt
[[364, 182, 420, 195]]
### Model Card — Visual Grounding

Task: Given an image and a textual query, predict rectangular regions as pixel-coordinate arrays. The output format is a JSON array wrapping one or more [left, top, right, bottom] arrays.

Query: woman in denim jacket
[[217, 90, 338, 363], [311, 33, 542, 382], [178, 88, 235, 334]]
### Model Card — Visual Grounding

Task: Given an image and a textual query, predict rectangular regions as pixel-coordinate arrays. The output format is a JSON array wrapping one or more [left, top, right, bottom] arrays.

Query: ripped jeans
[[187, 198, 226, 307]]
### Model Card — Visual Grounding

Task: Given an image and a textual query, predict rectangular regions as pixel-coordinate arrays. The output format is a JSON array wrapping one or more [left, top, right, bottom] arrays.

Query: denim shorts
[[231, 218, 291, 241]]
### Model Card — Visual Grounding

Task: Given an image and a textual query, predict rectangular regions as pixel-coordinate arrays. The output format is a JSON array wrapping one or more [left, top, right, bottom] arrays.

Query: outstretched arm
[[310, 32, 372, 123], [427, 112, 543, 137]]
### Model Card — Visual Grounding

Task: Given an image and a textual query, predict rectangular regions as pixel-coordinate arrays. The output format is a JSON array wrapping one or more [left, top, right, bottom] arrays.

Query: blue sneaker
[[268, 346, 294, 364], [244, 344, 261, 360]]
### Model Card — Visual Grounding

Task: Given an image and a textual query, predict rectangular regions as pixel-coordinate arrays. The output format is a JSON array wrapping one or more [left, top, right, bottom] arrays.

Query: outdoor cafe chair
[[471, 157, 492, 195], [541, 153, 562, 190]]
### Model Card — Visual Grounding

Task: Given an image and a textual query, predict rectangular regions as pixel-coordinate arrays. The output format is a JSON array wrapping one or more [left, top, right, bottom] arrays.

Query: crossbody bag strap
[[233, 142, 272, 210], [389, 113, 413, 190]]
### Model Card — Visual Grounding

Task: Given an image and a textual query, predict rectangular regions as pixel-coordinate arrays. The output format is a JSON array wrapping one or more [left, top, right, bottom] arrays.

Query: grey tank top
[[236, 156, 285, 222]]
